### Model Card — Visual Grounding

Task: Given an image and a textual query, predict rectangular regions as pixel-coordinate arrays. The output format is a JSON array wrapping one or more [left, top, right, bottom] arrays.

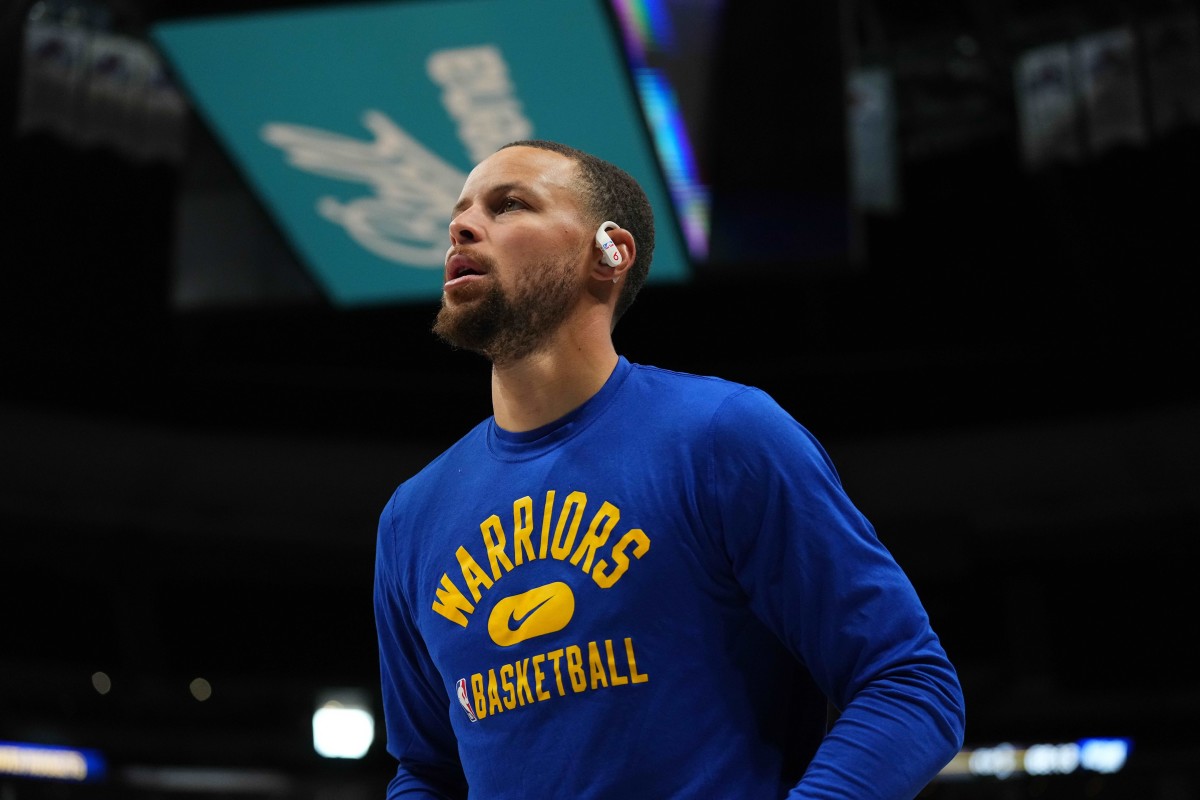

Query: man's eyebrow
[[451, 181, 528, 217]]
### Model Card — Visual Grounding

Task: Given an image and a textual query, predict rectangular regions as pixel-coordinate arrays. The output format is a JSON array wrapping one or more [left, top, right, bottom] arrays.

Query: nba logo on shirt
[[457, 678, 478, 722]]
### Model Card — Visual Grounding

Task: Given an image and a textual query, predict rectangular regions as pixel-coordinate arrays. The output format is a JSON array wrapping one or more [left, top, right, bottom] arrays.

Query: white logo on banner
[[260, 46, 532, 268]]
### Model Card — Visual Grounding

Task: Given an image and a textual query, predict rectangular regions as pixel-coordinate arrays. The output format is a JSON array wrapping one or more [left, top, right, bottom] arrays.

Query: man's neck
[[490, 330, 619, 433]]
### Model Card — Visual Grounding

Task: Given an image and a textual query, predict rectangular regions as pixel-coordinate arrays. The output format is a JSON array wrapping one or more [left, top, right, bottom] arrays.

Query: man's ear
[[592, 223, 634, 283]]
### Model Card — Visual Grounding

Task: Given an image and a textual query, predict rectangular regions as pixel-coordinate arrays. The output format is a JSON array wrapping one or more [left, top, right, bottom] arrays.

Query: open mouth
[[446, 253, 487, 284]]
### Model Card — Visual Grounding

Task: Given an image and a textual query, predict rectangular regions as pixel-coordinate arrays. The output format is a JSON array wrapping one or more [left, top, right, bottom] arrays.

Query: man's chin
[[433, 307, 492, 354]]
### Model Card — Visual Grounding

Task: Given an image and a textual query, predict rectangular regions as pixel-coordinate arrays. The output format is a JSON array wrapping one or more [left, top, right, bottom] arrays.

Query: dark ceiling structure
[[3, 1, 1200, 798]]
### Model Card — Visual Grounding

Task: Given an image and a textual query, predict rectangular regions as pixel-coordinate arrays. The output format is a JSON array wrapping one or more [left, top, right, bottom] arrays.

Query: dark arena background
[[3, 0, 1200, 798]]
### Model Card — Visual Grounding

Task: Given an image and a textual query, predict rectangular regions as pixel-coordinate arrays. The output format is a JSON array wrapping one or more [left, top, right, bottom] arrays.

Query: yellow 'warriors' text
[[433, 489, 651, 626]]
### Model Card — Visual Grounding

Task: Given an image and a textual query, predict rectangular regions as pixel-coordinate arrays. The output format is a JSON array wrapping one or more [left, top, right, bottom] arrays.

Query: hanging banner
[[1142, 10, 1200, 136], [1074, 27, 1147, 156], [847, 66, 900, 214], [151, 0, 689, 308], [1013, 42, 1081, 170]]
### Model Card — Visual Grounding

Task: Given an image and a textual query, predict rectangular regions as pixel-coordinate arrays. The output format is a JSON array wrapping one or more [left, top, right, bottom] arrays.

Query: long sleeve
[[707, 388, 966, 799], [374, 491, 469, 800]]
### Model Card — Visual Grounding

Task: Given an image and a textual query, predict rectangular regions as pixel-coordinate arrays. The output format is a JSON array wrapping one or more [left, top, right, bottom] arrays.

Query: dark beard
[[432, 258, 577, 365]]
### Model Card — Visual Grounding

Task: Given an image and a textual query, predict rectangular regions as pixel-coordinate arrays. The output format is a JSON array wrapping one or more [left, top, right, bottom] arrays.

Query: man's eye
[[498, 197, 524, 213]]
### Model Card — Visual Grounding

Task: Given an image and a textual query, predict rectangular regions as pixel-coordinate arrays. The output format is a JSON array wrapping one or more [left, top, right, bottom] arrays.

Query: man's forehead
[[463, 146, 576, 194]]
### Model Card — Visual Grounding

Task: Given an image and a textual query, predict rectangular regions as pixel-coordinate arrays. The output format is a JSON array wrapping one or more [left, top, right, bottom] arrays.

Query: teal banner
[[152, 0, 688, 307]]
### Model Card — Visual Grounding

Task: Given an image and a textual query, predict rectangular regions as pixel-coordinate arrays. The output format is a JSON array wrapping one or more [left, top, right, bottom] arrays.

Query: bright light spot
[[312, 703, 374, 759], [939, 737, 1132, 782], [1025, 742, 1079, 775], [0, 742, 101, 781], [189, 678, 212, 702], [1080, 738, 1129, 774], [91, 672, 111, 695], [969, 743, 1017, 779]]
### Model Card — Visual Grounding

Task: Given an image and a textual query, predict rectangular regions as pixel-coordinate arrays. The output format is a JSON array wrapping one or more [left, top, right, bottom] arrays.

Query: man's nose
[[449, 208, 482, 244]]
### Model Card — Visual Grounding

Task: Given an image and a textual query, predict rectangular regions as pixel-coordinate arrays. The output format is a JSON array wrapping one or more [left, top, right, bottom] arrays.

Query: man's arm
[[710, 389, 966, 798], [374, 494, 469, 800]]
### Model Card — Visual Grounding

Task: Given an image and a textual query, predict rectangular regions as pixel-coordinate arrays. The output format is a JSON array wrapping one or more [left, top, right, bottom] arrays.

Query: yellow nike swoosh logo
[[488, 581, 575, 646]]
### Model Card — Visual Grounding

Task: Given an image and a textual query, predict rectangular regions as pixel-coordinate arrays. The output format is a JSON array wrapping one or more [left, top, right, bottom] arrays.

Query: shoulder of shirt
[[389, 417, 491, 494], [620, 362, 795, 440], [627, 361, 773, 407]]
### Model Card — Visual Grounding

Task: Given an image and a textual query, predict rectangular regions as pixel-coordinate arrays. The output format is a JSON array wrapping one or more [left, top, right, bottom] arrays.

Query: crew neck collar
[[487, 356, 633, 460]]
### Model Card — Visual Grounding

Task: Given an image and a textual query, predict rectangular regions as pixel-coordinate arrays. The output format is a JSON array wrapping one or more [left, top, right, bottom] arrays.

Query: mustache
[[445, 246, 498, 274]]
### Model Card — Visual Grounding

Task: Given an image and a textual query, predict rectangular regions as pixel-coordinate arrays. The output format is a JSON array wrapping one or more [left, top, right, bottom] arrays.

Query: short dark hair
[[500, 139, 654, 325]]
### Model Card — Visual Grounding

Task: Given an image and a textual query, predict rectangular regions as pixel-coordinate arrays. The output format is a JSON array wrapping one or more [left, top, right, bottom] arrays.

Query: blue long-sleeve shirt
[[374, 357, 965, 798]]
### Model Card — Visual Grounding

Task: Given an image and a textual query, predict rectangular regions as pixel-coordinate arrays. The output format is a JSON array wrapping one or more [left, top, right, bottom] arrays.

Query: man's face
[[433, 146, 593, 364]]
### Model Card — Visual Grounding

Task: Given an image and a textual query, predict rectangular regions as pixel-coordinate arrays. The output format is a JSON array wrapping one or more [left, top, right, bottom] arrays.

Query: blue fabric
[[375, 357, 965, 798]]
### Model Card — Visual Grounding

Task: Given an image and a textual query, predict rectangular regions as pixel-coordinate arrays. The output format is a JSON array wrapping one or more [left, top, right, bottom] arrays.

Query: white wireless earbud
[[595, 221, 622, 267]]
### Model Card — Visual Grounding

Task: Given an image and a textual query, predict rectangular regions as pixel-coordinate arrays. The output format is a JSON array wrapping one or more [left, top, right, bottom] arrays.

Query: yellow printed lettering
[[515, 658, 534, 705], [432, 574, 474, 626], [500, 663, 516, 710], [592, 528, 650, 588], [471, 673, 486, 719], [461, 638, 648, 723], [587, 640, 608, 690], [434, 491, 652, 621], [551, 491, 587, 559], [566, 645, 586, 691], [605, 639, 629, 686], [538, 491, 556, 559], [570, 501, 619, 572], [486, 669, 503, 715], [457, 546, 494, 602], [545, 648, 566, 696], [512, 496, 536, 565], [480, 515, 514, 579], [626, 637, 649, 683], [531, 654, 550, 701]]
